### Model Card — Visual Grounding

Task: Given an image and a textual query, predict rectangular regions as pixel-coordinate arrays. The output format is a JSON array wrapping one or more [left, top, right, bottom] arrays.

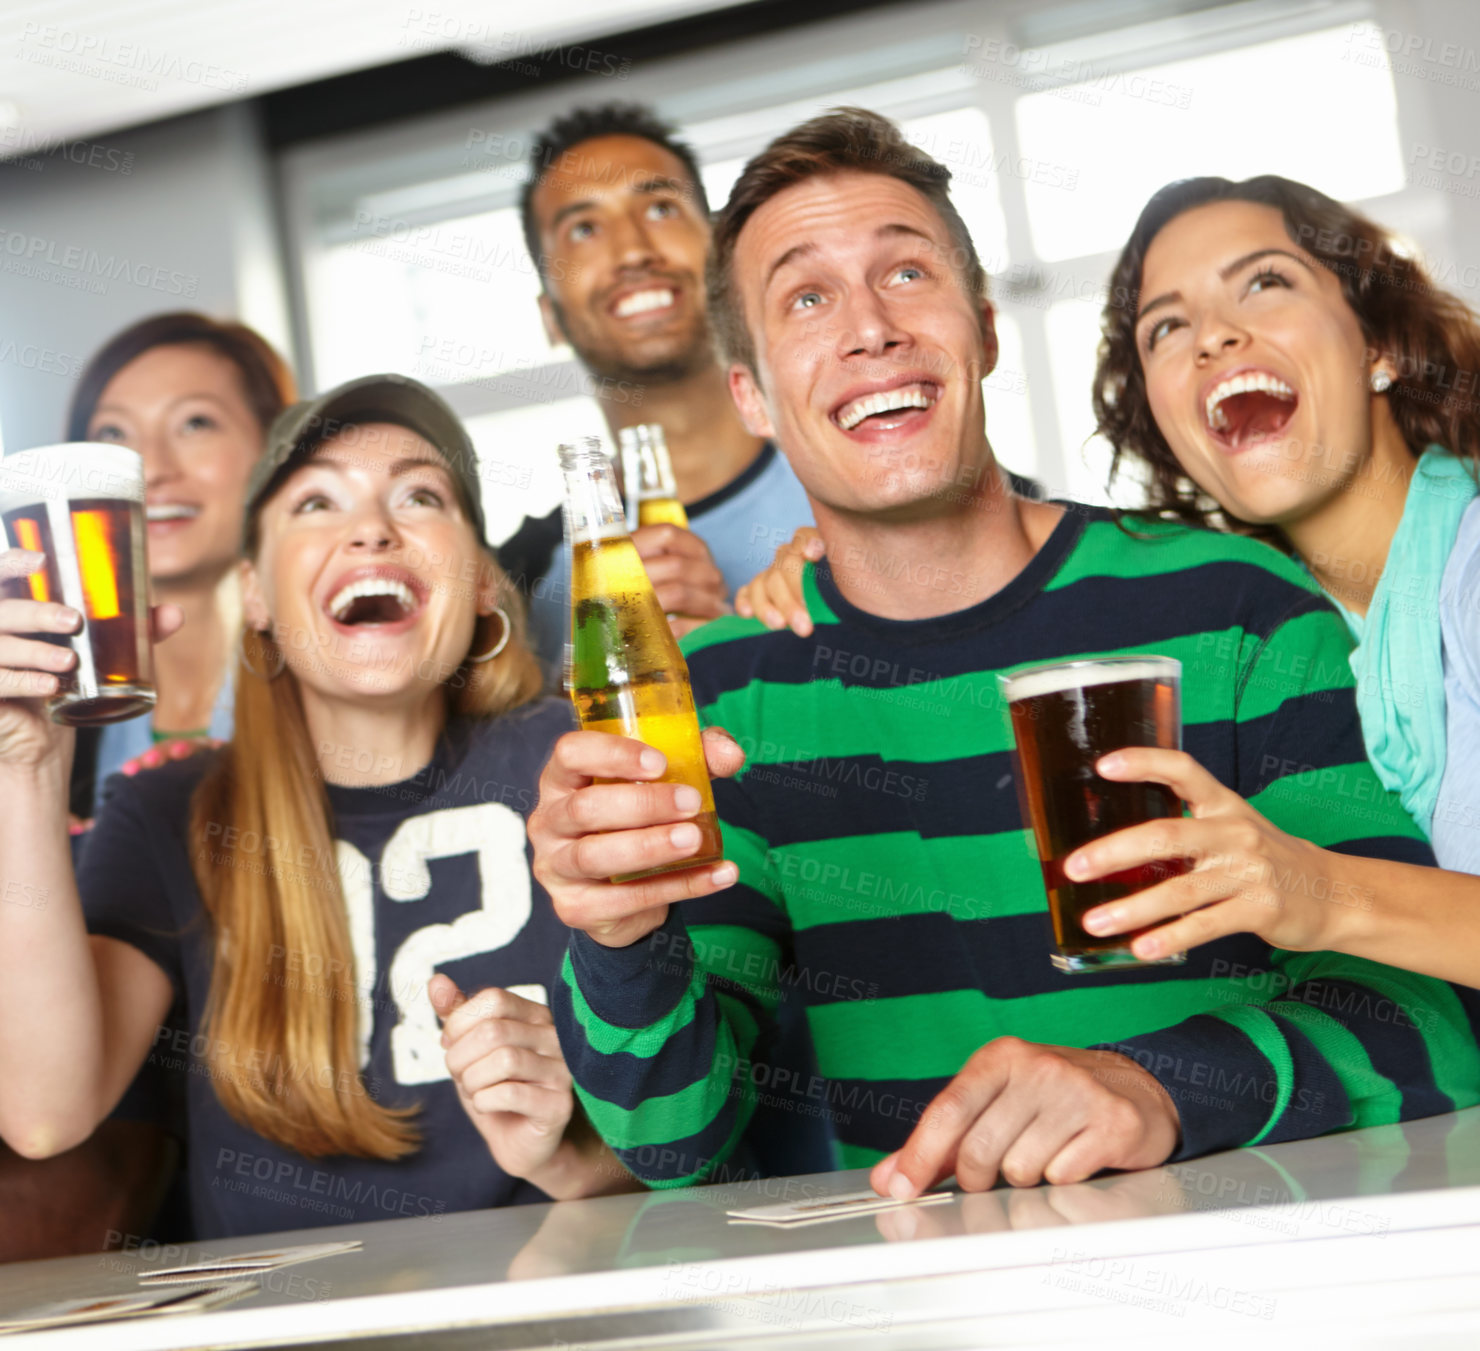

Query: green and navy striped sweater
[[556, 507, 1480, 1184]]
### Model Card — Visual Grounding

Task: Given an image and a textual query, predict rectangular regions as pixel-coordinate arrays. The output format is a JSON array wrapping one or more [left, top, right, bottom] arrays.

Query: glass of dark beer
[[1001, 656, 1186, 973], [0, 444, 155, 726]]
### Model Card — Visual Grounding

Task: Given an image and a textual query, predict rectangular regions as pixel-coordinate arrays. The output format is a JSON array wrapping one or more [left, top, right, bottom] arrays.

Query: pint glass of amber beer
[[0, 444, 155, 726], [1001, 656, 1185, 973]]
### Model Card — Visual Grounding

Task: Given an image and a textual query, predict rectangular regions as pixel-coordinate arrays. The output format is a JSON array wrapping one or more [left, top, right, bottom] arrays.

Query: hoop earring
[[1371, 370, 1393, 393], [468, 607, 511, 664], [240, 628, 285, 681]]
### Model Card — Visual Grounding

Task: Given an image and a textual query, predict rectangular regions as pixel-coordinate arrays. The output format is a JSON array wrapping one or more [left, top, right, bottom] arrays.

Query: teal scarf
[[1327, 447, 1478, 834]]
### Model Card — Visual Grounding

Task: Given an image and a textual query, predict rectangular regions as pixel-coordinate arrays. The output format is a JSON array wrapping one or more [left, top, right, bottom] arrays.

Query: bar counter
[[3, 1107, 1480, 1348]]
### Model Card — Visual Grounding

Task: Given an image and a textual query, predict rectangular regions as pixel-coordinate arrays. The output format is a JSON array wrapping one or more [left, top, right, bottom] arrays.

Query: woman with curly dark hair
[[1070, 175, 1480, 976]]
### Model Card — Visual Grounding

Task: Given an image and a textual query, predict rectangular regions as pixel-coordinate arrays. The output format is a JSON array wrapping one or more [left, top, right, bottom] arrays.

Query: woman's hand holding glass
[[0, 548, 182, 775], [0, 549, 83, 771], [1073, 747, 1345, 960]]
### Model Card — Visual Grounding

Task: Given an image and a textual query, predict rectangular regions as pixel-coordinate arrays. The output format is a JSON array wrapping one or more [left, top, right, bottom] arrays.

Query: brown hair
[[1094, 175, 1480, 535], [705, 107, 987, 373], [187, 453, 543, 1159], [68, 312, 296, 440]]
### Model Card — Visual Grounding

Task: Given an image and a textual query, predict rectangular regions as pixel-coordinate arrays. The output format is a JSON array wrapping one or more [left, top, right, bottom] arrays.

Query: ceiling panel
[[1, 0, 743, 151]]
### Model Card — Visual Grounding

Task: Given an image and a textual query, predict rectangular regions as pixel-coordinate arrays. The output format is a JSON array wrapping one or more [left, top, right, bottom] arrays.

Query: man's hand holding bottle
[[629, 523, 730, 639], [548, 438, 737, 943], [529, 726, 743, 946]]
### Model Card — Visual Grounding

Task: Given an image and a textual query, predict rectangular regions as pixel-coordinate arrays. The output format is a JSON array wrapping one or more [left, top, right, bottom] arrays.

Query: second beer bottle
[[618, 424, 688, 530], [559, 437, 724, 881]]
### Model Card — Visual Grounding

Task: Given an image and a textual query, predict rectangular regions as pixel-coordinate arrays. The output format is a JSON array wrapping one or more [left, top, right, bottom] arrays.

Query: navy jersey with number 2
[[80, 699, 578, 1240]]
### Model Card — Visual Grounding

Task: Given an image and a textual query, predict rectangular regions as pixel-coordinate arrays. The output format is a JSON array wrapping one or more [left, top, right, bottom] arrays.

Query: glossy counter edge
[[13, 1181, 1480, 1351]]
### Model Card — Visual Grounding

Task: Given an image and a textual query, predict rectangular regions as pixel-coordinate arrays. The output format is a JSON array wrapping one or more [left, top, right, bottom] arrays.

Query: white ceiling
[[0, 0, 743, 151]]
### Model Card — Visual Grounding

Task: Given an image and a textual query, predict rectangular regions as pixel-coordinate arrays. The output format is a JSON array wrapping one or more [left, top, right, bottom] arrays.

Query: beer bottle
[[618, 424, 688, 530], [559, 438, 723, 880]]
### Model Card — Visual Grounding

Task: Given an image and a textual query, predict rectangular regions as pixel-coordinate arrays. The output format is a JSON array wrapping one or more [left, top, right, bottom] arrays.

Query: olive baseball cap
[[245, 373, 485, 542]]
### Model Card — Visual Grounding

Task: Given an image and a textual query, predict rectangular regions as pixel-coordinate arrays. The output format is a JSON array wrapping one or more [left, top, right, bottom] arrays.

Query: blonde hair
[[188, 570, 543, 1158]]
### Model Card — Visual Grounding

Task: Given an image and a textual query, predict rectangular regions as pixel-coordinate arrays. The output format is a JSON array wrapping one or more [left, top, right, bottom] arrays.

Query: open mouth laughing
[[1203, 368, 1299, 451], [322, 566, 428, 633], [831, 378, 942, 438]]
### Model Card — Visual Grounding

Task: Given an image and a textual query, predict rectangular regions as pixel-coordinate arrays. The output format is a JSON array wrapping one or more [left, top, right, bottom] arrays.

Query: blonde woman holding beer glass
[[62, 312, 297, 823], [0, 374, 633, 1239]]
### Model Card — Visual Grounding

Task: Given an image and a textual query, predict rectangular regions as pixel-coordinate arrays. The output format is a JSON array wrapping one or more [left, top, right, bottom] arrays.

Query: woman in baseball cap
[[0, 374, 636, 1240]]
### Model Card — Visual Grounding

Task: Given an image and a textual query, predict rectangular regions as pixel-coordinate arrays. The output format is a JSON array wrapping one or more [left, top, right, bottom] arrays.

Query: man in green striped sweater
[[529, 109, 1480, 1196]]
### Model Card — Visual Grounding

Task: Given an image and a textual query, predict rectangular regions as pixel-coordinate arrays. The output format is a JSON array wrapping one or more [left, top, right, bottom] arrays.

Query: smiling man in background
[[501, 103, 813, 678]]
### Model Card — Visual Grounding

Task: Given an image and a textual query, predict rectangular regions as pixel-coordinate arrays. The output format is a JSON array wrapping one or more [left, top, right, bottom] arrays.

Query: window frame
[[277, 0, 1446, 512]]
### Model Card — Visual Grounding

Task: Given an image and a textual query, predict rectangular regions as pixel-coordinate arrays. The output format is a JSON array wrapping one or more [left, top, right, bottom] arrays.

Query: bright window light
[[310, 206, 562, 391], [464, 395, 606, 545], [702, 157, 745, 213], [1044, 296, 1150, 509], [983, 310, 1037, 485], [904, 107, 1011, 270], [704, 108, 1009, 271], [1017, 23, 1405, 261]]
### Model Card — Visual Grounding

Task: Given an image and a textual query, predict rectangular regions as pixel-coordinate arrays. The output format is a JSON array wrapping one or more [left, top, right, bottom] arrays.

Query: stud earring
[[1371, 371, 1393, 393]]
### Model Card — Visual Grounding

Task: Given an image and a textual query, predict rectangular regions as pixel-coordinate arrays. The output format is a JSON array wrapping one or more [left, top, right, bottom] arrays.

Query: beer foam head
[[1001, 656, 1180, 703], [0, 442, 144, 514]]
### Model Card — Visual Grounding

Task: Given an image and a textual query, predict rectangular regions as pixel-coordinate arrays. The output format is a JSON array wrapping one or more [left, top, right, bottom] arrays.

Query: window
[[986, 311, 1036, 485], [1046, 297, 1127, 506], [310, 208, 557, 392], [463, 396, 600, 544], [903, 106, 1012, 269], [283, 3, 1425, 529], [1017, 23, 1406, 263]]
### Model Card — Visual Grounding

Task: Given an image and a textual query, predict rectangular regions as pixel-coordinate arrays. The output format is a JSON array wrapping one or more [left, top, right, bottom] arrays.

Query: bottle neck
[[618, 425, 677, 532], [559, 442, 627, 544], [619, 425, 677, 497]]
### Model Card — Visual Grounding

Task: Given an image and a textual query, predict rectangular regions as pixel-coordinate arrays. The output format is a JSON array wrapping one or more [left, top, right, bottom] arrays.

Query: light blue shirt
[[1434, 495, 1480, 872], [92, 664, 236, 815], [1323, 449, 1477, 842], [527, 442, 813, 686]]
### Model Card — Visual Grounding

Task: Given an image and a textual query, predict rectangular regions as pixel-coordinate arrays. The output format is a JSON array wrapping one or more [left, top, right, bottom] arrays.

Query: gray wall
[[0, 101, 292, 453], [1393, 0, 1480, 313]]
